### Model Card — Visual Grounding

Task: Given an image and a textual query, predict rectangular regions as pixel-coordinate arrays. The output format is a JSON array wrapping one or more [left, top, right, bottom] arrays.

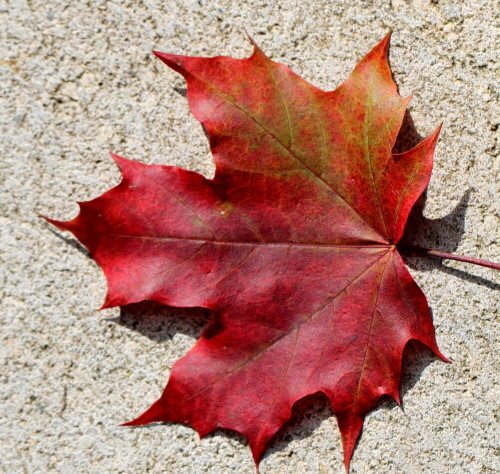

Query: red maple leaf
[[46, 33, 498, 471]]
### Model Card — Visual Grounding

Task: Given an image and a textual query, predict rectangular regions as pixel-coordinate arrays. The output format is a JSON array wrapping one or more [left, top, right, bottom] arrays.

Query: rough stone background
[[1, 0, 499, 472]]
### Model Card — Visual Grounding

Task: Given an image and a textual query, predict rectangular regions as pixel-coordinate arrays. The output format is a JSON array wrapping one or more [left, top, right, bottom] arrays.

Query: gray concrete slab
[[1, 1, 498, 472]]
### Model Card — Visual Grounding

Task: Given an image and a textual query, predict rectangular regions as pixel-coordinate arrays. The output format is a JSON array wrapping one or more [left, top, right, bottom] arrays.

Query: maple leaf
[[46, 33, 497, 471]]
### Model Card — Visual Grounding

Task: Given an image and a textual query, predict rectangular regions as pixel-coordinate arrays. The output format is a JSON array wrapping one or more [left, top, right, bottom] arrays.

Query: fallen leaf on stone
[[46, 32, 499, 471]]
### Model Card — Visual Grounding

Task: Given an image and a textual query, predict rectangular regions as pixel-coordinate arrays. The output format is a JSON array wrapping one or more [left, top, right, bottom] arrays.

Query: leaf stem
[[399, 245, 500, 270]]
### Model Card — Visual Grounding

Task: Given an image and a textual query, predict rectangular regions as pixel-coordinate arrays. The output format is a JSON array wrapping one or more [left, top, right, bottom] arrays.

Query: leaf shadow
[[393, 108, 470, 260], [393, 107, 468, 258], [173, 86, 187, 97], [111, 300, 211, 343], [263, 391, 335, 461], [394, 111, 499, 290], [393, 108, 423, 154], [400, 190, 500, 291], [45, 225, 91, 258], [401, 189, 471, 256]]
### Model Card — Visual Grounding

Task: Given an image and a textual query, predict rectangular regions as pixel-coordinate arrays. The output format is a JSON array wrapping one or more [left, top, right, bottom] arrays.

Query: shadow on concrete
[[393, 109, 499, 290], [399, 190, 499, 290], [400, 189, 470, 255], [393, 108, 423, 154], [112, 300, 210, 343], [393, 106, 470, 263], [46, 226, 90, 258], [264, 391, 335, 461]]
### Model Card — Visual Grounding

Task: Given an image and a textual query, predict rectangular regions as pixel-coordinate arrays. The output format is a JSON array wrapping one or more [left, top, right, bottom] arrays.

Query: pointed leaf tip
[[393, 391, 402, 407], [337, 414, 364, 473], [436, 348, 452, 364], [378, 30, 392, 53], [109, 152, 137, 178], [152, 50, 187, 75], [122, 399, 165, 426], [152, 50, 176, 65], [109, 151, 127, 167], [370, 30, 392, 58], [109, 152, 149, 179], [431, 122, 443, 143], [244, 32, 266, 60], [98, 298, 114, 311], [42, 214, 75, 233], [243, 27, 255, 45], [249, 443, 267, 470]]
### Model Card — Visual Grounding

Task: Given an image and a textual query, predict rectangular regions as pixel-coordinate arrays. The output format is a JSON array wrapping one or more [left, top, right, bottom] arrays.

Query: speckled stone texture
[[1, 1, 498, 473]]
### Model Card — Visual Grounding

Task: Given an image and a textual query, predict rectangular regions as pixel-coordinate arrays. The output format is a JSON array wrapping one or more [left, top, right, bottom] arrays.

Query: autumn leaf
[[45, 32, 498, 471]]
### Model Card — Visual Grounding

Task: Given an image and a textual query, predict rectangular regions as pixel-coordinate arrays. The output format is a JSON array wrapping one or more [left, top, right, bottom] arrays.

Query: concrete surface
[[1, 0, 499, 472]]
